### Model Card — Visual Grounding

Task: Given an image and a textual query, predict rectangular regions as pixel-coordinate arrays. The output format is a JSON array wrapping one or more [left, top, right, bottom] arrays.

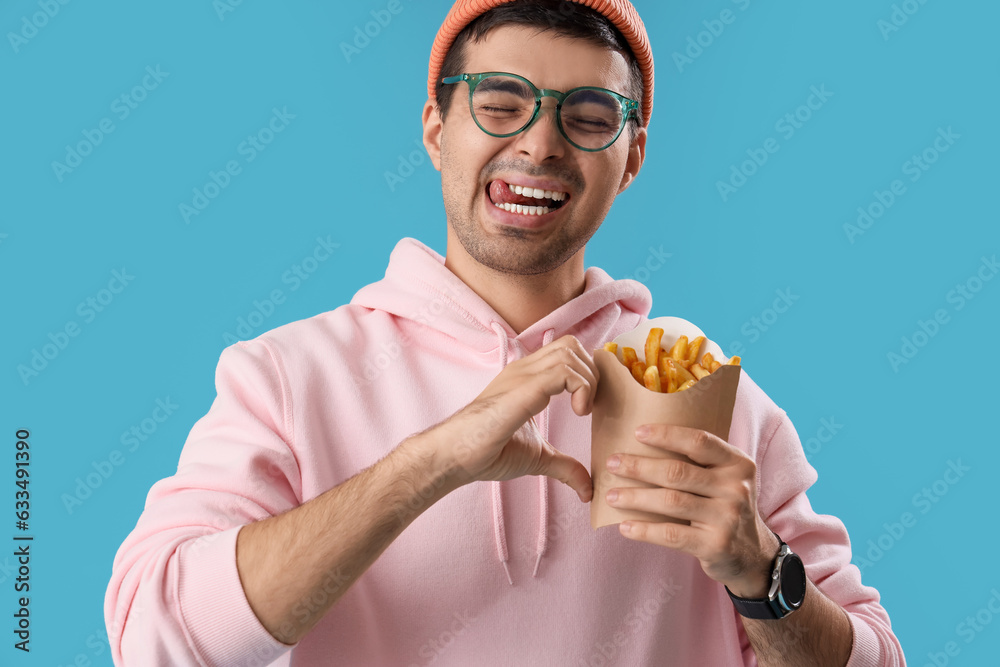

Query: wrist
[[396, 431, 468, 499], [723, 531, 781, 599]]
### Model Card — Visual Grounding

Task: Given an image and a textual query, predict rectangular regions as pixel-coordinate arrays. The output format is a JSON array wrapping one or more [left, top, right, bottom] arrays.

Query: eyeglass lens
[[472, 75, 625, 150]]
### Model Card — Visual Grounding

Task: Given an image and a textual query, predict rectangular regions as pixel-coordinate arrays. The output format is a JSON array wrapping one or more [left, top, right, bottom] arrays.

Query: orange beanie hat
[[427, 0, 654, 128]]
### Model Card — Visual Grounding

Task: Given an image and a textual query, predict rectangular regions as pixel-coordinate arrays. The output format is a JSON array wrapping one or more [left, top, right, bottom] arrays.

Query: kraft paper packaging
[[591, 317, 741, 529]]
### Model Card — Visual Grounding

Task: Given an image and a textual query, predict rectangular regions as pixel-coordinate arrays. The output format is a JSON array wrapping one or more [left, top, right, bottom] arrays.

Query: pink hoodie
[[105, 238, 905, 666]]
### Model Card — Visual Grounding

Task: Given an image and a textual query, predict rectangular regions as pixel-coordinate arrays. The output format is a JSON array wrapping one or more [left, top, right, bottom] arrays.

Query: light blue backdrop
[[2, 0, 998, 664]]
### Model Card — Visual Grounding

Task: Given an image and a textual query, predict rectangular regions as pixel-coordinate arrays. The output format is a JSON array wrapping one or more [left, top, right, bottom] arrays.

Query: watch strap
[[726, 534, 799, 620], [726, 586, 783, 620]]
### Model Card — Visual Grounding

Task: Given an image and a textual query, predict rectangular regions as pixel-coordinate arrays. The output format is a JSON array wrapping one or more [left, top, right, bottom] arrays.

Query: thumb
[[516, 418, 593, 503], [538, 449, 594, 503]]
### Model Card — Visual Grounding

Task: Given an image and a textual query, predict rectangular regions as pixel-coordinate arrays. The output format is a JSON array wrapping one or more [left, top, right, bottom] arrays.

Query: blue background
[[2, 0, 998, 664]]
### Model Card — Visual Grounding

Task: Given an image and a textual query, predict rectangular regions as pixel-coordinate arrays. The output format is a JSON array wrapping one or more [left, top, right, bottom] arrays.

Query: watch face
[[780, 554, 807, 608]]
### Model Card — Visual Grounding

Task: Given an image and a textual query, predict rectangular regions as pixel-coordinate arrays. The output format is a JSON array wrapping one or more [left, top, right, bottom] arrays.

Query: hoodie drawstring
[[533, 327, 555, 577], [487, 323, 557, 584], [489, 322, 514, 585]]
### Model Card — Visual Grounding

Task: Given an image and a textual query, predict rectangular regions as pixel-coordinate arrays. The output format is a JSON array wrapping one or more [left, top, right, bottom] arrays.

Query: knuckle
[[663, 459, 687, 483], [661, 488, 685, 510], [692, 429, 711, 450], [659, 521, 680, 545]]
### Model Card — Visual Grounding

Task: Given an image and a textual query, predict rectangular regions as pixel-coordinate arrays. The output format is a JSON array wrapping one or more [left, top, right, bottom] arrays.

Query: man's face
[[424, 25, 646, 277]]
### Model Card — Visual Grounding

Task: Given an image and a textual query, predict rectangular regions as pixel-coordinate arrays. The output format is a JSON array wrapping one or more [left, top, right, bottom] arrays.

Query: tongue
[[489, 180, 555, 207]]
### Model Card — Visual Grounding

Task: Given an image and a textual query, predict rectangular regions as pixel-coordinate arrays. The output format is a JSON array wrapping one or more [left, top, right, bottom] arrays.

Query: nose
[[511, 97, 567, 162]]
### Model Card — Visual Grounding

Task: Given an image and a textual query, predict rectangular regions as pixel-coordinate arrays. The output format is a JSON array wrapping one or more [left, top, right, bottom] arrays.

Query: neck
[[444, 240, 586, 335]]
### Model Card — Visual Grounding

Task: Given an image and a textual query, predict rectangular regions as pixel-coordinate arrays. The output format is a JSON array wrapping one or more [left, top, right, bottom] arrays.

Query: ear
[[616, 125, 647, 194], [422, 99, 443, 172]]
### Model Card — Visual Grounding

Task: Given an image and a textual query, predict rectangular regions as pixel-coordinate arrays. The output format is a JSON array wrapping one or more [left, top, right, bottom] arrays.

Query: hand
[[421, 335, 596, 503], [604, 424, 779, 597]]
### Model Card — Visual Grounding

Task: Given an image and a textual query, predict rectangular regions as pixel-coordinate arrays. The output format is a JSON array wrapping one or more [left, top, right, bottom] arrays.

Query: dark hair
[[435, 0, 644, 140]]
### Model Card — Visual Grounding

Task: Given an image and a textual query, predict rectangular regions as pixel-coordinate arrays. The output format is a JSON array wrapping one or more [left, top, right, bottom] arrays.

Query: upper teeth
[[508, 182, 567, 201]]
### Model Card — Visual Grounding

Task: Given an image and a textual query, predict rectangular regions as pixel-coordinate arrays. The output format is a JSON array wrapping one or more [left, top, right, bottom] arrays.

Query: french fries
[[644, 328, 663, 372], [604, 329, 741, 394]]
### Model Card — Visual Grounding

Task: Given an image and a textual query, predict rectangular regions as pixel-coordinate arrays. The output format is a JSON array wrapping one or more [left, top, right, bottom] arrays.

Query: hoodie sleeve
[[753, 414, 906, 667], [104, 340, 301, 666]]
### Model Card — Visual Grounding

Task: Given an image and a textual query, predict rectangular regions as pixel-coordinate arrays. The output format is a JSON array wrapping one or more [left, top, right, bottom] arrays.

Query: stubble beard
[[442, 151, 596, 278], [449, 196, 592, 276]]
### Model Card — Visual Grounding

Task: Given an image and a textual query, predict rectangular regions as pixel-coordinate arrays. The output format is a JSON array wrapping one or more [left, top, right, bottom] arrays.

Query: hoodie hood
[[351, 237, 652, 583], [351, 238, 652, 349]]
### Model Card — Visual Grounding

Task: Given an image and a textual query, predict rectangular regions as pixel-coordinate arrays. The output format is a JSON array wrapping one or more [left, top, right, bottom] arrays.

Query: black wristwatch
[[726, 535, 806, 620]]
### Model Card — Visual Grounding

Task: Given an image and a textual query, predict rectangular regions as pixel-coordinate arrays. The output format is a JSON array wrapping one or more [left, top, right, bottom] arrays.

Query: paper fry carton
[[591, 316, 741, 528]]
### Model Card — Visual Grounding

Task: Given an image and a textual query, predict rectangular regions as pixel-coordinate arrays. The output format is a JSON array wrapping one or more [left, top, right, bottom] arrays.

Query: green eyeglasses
[[441, 71, 639, 152]]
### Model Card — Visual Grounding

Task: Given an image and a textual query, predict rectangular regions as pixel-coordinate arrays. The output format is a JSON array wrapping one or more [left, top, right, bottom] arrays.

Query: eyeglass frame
[[440, 71, 639, 152]]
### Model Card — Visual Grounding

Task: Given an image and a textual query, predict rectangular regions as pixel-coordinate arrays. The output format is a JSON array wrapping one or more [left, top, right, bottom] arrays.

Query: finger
[[619, 519, 701, 552], [537, 360, 591, 404], [633, 424, 744, 468], [561, 335, 600, 399], [534, 340, 598, 414], [534, 339, 597, 384], [530, 352, 595, 417], [606, 454, 716, 497], [536, 448, 593, 503], [605, 486, 711, 523]]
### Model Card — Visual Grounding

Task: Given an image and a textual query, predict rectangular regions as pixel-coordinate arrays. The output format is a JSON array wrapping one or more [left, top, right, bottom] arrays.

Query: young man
[[105, 1, 905, 665]]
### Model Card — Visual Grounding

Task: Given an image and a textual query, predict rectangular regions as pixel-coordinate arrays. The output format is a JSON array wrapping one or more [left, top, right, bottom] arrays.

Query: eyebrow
[[566, 89, 618, 110], [478, 77, 533, 96]]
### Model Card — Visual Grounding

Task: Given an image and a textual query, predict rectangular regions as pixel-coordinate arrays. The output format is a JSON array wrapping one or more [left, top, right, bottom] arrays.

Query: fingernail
[[606, 489, 618, 503], [606, 455, 620, 471], [635, 425, 651, 439], [620, 521, 632, 534]]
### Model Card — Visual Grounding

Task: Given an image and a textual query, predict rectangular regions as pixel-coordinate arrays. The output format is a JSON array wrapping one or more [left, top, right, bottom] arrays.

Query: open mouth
[[486, 180, 570, 216]]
